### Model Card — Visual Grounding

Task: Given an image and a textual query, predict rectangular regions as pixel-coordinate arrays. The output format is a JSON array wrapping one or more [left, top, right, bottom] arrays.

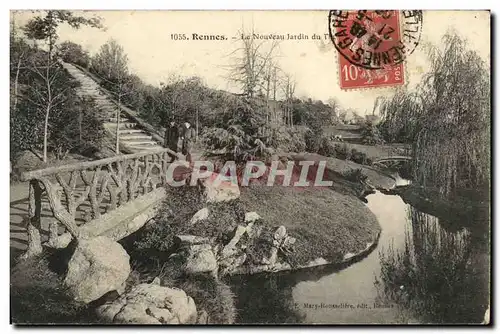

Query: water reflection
[[376, 207, 489, 324], [230, 273, 306, 324], [230, 191, 489, 324]]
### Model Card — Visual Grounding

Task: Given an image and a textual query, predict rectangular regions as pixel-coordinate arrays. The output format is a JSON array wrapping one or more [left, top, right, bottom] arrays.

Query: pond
[[230, 184, 490, 324]]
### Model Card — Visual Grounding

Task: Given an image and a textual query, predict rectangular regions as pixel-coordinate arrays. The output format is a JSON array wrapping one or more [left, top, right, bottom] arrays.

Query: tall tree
[[91, 39, 132, 154], [57, 41, 90, 68], [226, 27, 280, 98], [23, 10, 103, 162], [380, 32, 490, 194], [91, 39, 129, 82], [281, 73, 296, 127]]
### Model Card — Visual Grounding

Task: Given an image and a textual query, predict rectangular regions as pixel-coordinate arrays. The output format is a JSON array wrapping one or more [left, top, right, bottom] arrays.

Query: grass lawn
[[239, 184, 381, 266], [343, 143, 409, 160], [288, 152, 397, 190]]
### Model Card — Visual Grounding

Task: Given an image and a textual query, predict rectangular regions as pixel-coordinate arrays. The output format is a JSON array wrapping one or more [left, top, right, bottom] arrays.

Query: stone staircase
[[61, 62, 164, 154]]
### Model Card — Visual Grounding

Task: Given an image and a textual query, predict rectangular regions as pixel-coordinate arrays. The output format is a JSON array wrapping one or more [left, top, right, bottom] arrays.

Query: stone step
[[102, 113, 121, 119], [99, 108, 119, 115], [119, 129, 144, 134], [122, 139, 158, 146], [107, 117, 131, 123], [105, 122, 137, 129], [96, 99, 115, 105], [126, 144, 164, 152], [120, 134, 152, 141]]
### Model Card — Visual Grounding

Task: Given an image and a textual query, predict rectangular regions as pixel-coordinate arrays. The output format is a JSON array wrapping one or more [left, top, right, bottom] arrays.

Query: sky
[[12, 10, 490, 115]]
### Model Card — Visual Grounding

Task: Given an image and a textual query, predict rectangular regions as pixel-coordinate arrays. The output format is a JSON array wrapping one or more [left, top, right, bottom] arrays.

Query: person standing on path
[[181, 121, 196, 165], [164, 119, 179, 162]]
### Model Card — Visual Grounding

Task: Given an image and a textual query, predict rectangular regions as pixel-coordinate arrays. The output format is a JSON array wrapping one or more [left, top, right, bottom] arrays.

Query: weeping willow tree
[[377, 209, 488, 323], [380, 32, 490, 195]]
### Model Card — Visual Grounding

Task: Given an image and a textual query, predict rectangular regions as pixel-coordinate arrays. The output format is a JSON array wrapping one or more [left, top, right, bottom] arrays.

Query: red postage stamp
[[328, 10, 422, 90]]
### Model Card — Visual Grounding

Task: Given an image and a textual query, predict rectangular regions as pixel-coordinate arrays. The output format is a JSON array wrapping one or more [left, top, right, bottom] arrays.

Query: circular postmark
[[328, 10, 423, 70]]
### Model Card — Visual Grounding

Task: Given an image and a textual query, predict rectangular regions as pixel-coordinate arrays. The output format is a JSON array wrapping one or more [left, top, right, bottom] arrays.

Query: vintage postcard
[[10, 10, 491, 325]]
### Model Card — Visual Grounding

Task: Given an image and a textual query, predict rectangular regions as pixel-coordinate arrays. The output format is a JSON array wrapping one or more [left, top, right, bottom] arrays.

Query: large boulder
[[201, 172, 240, 203], [189, 207, 209, 225], [183, 244, 218, 275], [221, 225, 246, 258], [97, 279, 197, 324], [64, 236, 130, 304]]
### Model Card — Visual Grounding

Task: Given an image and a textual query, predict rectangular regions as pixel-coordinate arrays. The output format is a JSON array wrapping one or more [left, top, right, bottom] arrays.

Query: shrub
[[202, 98, 275, 164], [132, 185, 205, 261], [344, 144, 353, 161], [334, 143, 348, 160], [132, 184, 247, 264], [351, 148, 368, 165], [183, 200, 246, 244], [361, 122, 385, 145], [304, 127, 323, 153], [58, 41, 91, 68], [318, 136, 337, 157], [342, 168, 368, 183]]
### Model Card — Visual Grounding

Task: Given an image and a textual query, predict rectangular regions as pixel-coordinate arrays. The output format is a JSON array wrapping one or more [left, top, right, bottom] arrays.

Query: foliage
[[57, 41, 90, 68], [361, 122, 385, 145], [290, 98, 337, 129], [227, 27, 279, 98], [341, 168, 368, 183], [379, 32, 490, 194], [202, 98, 275, 163], [49, 96, 106, 159], [317, 137, 372, 166], [91, 39, 129, 83], [350, 148, 369, 165], [262, 124, 306, 153], [10, 46, 106, 160], [19, 10, 103, 162], [133, 185, 205, 258], [23, 10, 102, 46]]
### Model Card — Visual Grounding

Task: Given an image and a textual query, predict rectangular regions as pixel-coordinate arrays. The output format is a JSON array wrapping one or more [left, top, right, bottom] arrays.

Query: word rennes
[[170, 34, 228, 41], [166, 160, 334, 188]]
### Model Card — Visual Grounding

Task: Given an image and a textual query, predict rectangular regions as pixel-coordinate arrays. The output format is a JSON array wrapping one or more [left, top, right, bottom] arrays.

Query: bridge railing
[[20, 148, 176, 242]]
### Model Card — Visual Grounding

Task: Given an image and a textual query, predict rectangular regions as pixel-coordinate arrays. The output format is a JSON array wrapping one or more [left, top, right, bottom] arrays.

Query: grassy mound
[[240, 184, 380, 266], [10, 252, 89, 324]]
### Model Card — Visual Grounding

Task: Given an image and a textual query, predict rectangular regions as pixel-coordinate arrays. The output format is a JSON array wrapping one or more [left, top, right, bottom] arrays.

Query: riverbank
[[239, 184, 381, 268], [286, 152, 397, 190]]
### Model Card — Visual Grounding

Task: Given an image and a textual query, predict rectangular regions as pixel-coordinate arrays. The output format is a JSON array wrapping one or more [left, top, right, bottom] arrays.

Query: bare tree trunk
[[196, 107, 199, 142], [42, 41, 53, 163], [115, 91, 121, 154], [13, 53, 23, 111], [43, 103, 51, 163], [78, 104, 83, 143]]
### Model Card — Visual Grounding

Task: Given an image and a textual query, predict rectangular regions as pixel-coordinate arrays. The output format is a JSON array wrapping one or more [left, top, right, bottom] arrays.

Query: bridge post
[[22, 180, 44, 259], [28, 179, 43, 230]]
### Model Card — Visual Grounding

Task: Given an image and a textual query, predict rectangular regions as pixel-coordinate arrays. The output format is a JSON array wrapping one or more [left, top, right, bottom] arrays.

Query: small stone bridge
[[372, 156, 412, 169], [19, 148, 184, 256]]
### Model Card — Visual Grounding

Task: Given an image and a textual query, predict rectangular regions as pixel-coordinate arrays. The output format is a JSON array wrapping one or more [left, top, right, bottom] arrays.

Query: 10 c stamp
[[328, 10, 423, 89]]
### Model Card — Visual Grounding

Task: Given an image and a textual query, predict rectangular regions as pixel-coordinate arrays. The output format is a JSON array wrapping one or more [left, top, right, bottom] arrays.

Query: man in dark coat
[[164, 120, 179, 162], [181, 121, 196, 164]]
